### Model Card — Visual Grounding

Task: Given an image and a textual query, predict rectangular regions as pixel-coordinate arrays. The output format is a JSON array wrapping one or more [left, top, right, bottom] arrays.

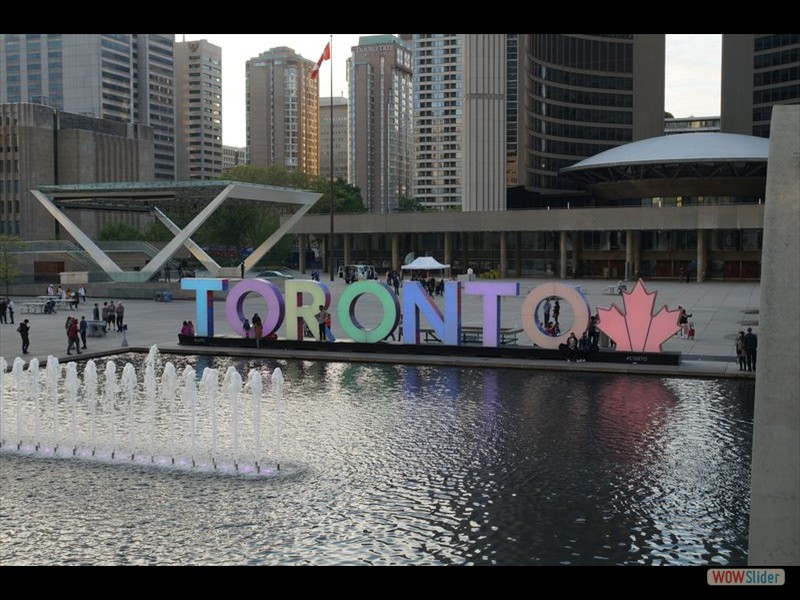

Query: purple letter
[[465, 282, 520, 347], [225, 279, 285, 336]]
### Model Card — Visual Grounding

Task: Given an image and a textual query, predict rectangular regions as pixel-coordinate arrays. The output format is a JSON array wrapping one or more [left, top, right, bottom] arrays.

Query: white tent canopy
[[401, 256, 450, 270]]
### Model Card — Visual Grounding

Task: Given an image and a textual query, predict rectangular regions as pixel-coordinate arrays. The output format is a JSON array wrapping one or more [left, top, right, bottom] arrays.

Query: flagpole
[[329, 34, 335, 282]]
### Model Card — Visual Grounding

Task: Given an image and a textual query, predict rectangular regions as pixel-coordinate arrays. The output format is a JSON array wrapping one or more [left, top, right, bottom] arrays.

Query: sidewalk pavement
[[0, 277, 759, 379]]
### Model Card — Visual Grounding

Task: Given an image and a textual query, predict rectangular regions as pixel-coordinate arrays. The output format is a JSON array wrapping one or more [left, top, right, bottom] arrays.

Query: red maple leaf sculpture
[[596, 279, 681, 352]]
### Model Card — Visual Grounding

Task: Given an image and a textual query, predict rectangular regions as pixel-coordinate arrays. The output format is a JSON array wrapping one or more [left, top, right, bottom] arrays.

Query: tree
[[99, 222, 142, 241], [0, 235, 23, 299], [665, 111, 675, 119], [397, 196, 423, 212]]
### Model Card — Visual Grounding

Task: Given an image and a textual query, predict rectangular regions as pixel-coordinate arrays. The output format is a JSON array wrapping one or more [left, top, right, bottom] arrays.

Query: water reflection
[[0, 355, 753, 566]]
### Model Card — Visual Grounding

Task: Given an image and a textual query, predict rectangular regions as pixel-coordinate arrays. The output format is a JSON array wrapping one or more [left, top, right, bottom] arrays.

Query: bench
[[419, 327, 523, 345], [21, 301, 47, 314], [54, 299, 79, 311]]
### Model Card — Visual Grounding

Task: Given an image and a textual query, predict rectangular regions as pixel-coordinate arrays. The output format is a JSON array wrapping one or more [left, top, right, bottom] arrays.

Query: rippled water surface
[[0, 355, 754, 565]]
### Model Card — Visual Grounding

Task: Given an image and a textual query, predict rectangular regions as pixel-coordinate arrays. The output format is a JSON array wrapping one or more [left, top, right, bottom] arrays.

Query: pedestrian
[[243, 318, 251, 338], [7, 298, 14, 324], [67, 317, 81, 355], [315, 305, 329, 341], [116, 301, 125, 331], [240, 263, 245, 278], [107, 300, 117, 331], [543, 297, 552, 329], [743, 327, 758, 372], [79, 315, 88, 350], [553, 299, 561, 326], [0, 297, 6, 324], [78, 285, 86, 303], [18, 319, 30, 354], [47, 283, 54, 296], [93, 303, 100, 321], [735, 331, 746, 371], [679, 267, 685, 282], [164, 265, 171, 282], [565, 332, 578, 362]]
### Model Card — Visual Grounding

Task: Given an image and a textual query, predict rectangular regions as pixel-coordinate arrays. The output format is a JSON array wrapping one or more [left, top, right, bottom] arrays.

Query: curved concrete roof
[[562, 133, 770, 172]]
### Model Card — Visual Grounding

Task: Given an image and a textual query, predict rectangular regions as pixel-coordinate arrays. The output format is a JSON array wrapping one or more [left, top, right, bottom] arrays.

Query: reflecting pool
[[0, 355, 754, 565]]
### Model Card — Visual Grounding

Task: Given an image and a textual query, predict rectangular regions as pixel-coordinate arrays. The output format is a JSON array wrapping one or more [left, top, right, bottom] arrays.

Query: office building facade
[[0, 102, 154, 240], [222, 145, 249, 172], [320, 96, 348, 181], [721, 33, 800, 138], [525, 34, 665, 197], [175, 39, 222, 179], [246, 47, 319, 174], [0, 33, 174, 180], [347, 35, 413, 213]]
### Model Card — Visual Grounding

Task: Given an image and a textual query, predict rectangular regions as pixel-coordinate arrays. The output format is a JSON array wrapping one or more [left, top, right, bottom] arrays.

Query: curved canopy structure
[[561, 133, 769, 201]]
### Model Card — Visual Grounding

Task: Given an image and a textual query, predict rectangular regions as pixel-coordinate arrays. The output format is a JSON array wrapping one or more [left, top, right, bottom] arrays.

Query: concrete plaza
[[1, 276, 760, 379]]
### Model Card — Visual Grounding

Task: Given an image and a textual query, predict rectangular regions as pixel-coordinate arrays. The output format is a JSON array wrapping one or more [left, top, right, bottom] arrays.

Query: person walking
[[552, 299, 561, 326], [743, 327, 758, 372], [78, 285, 86, 303], [93, 303, 100, 321], [79, 316, 88, 350], [18, 319, 31, 354], [67, 317, 81, 355], [0, 298, 6, 324], [7, 298, 14, 324]]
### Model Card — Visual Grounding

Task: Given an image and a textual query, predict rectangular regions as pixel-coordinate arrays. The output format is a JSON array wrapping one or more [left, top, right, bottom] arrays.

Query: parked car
[[254, 270, 294, 280]]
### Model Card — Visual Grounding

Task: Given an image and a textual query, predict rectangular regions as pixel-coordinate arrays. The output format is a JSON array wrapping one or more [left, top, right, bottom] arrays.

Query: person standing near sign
[[315, 305, 329, 341]]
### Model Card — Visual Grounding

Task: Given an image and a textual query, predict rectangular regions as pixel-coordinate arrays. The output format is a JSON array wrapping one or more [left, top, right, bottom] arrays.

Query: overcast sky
[[181, 34, 723, 148]]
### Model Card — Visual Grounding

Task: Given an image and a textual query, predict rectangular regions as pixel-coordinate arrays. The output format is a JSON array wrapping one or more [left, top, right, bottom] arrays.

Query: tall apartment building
[[0, 103, 154, 239], [246, 47, 319, 174], [319, 96, 348, 181], [413, 34, 463, 209], [175, 39, 222, 179], [525, 34, 665, 196], [222, 145, 249, 172], [721, 34, 800, 138], [347, 35, 413, 213], [0, 33, 175, 180]]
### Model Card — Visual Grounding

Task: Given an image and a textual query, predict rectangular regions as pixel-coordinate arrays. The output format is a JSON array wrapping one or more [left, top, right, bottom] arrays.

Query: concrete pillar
[[499, 232, 508, 278], [298, 234, 306, 274], [443, 232, 452, 267], [696, 229, 707, 282], [411, 233, 418, 257], [626, 229, 634, 280], [633, 231, 641, 278], [559, 231, 568, 279], [461, 232, 469, 272], [748, 105, 800, 566], [365, 234, 372, 266], [572, 231, 581, 277], [515, 232, 522, 278], [391, 233, 400, 271], [343, 234, 351, 266]]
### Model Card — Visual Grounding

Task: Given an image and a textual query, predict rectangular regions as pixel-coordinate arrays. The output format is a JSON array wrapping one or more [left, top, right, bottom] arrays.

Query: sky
[[181, 34, 723, 148]]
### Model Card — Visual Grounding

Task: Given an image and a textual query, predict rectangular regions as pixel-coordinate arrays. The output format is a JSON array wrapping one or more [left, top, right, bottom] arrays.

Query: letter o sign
[[521, 282, 591, 350]]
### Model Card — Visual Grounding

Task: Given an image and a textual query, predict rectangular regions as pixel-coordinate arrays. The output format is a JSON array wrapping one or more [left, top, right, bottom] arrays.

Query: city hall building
[[290, 132, 767, 282]]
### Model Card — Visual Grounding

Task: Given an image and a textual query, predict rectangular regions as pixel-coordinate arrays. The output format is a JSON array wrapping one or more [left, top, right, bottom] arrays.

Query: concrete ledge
[[177, 335, 681, 365]]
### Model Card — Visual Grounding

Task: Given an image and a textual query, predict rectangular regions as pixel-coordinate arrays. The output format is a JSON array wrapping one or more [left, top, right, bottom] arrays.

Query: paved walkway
[[0, 277, 760, 379]]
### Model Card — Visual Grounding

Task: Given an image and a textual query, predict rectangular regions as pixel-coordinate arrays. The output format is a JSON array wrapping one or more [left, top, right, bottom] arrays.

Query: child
[[687, 322, 695, 340]]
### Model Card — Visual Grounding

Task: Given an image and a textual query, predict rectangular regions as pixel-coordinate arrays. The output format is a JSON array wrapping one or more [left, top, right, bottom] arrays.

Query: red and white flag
[[310, 42, 330, 80]]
